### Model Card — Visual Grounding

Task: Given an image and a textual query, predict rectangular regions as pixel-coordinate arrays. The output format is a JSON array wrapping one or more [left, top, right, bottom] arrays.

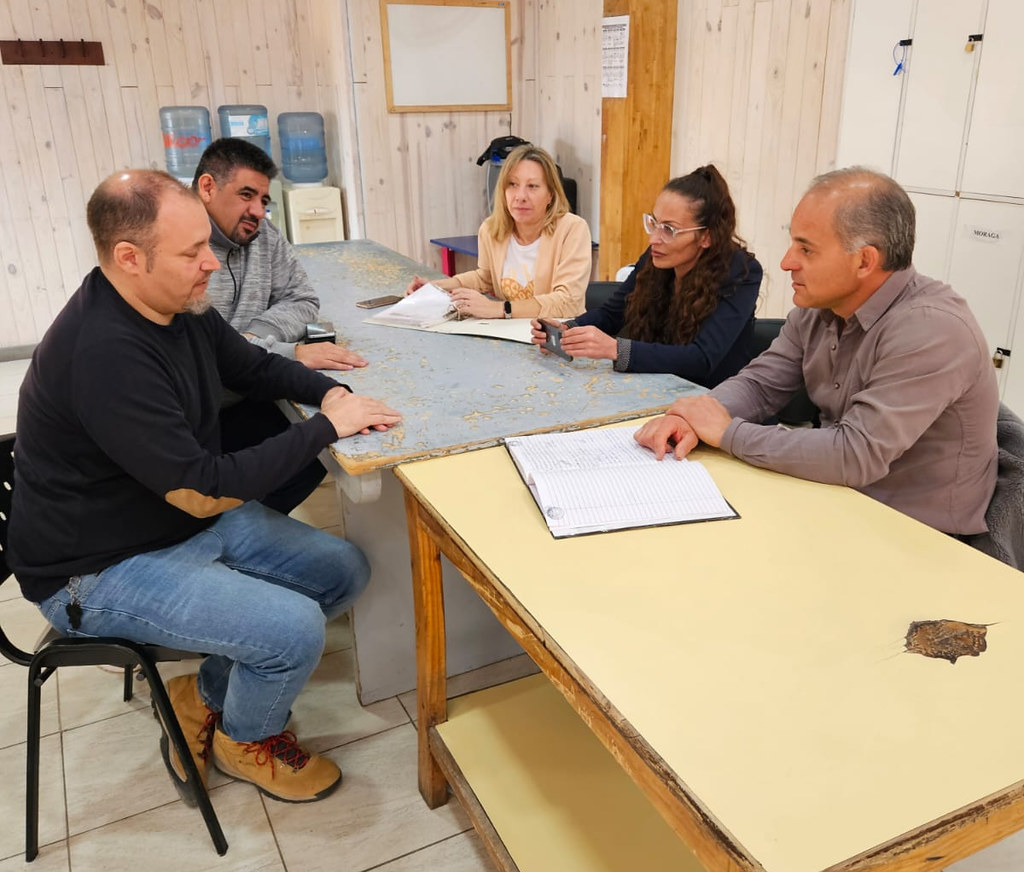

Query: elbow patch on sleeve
[[165, 488, 244, 518]]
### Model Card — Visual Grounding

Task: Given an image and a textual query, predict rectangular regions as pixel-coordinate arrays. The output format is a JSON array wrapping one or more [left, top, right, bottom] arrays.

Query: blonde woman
[[406, 144, 592, 319]]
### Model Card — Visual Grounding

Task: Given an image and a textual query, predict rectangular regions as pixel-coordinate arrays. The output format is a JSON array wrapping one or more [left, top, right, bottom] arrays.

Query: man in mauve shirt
[[635, 167, 998, 536]]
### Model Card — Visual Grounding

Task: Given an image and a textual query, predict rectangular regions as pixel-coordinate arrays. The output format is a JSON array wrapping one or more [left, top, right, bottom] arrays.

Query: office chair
[[967, 404, 1024, 571], [0, 433, 228, 861], [750, 318, 820, 427], [585, 280, 620, 312]]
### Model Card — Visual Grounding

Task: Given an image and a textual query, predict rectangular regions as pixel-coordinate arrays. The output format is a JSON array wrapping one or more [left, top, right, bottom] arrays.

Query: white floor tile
[[68, 782, 282, 872], [287, 648, 409, 755], [61, 708, 180, 836], [325, 610, 354, 655], [373, 831, 495, 871], [0, 842, 69, 872], [266, 724, 470, 872], [55, 666, 152, 732], [947, 828, 1024, 871], [0, 734, 67, 861], [0, 661, 59, 751]]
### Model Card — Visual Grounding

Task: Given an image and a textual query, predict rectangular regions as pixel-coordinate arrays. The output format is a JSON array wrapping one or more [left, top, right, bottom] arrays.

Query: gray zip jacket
[[205, 217, 320, 360]]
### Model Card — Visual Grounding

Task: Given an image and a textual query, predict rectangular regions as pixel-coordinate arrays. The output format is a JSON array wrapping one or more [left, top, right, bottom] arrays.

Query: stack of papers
[[505, 427, 738, 538]]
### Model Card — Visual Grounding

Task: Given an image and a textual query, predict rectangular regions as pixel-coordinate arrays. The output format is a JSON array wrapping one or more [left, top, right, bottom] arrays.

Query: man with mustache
[[194, 137, 365, 513]]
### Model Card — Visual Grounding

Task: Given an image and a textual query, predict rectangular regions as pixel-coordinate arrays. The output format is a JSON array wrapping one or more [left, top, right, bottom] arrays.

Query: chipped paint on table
[[294, 240, 703, 476]]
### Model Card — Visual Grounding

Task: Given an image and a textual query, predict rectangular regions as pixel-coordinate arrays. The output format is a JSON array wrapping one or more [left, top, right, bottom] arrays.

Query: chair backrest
[[748, 318, 820, 427], [0, 433, 32, 666], [970, 403, 1024, 570], [585, 281, 619, 312]]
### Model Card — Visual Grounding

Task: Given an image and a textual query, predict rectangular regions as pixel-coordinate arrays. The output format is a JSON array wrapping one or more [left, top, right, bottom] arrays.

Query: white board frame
[[380, 0, 512, 113]]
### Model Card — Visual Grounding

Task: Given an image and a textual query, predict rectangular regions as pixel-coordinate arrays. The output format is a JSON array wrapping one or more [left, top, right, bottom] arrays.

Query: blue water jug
[[159, 106, 211, 183], [217, 104, 272, 158], [278, 112, 328, 184]]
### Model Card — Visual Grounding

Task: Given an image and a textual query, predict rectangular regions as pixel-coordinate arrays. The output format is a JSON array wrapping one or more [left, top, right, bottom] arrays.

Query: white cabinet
[[838, 0, 1024, 414]]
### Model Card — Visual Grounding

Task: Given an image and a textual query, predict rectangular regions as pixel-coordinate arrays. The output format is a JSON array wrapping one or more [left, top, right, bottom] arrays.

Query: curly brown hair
[[622, 165, 752, 345]]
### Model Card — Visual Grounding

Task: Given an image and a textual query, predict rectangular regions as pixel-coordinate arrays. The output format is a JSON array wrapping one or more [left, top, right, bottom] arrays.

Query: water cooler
[[159, 106, 212, 186], [278, 112, 344, 244]]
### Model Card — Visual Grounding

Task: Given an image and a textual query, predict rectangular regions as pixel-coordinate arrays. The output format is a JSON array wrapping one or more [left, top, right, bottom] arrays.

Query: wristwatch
[[503, 300, 512, 319]]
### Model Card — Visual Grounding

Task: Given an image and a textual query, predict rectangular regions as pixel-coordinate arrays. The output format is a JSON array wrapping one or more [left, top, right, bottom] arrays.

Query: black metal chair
[[750, 318, 820, 427], [585, 280, 620, 312], [0, 434, 228, 861]]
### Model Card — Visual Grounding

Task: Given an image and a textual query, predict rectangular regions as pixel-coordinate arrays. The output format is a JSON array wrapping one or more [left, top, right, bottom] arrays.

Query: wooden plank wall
[[0, 0, 352, 348], [0, 0, 848, 349], [671, 0, 852, 317]]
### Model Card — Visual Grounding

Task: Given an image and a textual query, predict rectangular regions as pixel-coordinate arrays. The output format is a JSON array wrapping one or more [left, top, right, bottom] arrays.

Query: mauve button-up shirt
[[714, 267, 998, 535]]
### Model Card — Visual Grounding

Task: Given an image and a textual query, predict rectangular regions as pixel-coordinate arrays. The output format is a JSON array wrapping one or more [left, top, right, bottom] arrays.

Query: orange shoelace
[[241, 730, 311, 776]]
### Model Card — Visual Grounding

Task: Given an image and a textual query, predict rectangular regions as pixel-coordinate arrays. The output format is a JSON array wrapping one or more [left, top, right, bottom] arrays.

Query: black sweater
[[10, 267, 340, 602]]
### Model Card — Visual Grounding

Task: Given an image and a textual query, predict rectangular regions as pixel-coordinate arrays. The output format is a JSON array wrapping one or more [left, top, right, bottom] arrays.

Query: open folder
[[364, 282, 533, 343], [505, 426, 738, 538]]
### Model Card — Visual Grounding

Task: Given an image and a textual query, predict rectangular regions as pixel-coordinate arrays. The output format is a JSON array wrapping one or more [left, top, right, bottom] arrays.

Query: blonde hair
[[484, 144, 570, 241]]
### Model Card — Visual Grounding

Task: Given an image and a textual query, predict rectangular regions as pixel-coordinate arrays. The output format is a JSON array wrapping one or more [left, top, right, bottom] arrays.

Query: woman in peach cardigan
[[406, 144, 592, 320]]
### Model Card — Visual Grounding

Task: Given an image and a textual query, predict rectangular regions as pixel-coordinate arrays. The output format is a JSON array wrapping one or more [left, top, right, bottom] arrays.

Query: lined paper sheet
[[364, 282, 454, 328], [506, 427, 737, 538]]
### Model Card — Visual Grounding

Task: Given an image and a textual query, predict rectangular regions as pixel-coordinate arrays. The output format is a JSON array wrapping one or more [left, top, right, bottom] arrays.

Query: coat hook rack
[[0, 38, 104, 66]]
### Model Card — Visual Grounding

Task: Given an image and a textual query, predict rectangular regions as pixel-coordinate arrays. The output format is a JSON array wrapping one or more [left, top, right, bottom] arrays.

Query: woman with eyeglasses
[[530, 165, 762, 387], [405, 144, 592, 320]]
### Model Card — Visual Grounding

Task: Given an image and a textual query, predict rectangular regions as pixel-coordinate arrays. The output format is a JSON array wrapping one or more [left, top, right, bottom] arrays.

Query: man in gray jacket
[[193, 138, 366, 512]]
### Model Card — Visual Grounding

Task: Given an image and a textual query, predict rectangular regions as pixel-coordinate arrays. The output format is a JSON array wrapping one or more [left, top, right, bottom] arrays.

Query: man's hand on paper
[[449, 287, 499, 319], [321, 385, 402, 438], [295, 342, 368, 371], [634, 396, 732, 459]]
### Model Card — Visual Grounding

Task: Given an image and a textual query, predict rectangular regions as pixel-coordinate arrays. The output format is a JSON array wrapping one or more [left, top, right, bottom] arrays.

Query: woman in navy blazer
[[532, 165, 762, 387]]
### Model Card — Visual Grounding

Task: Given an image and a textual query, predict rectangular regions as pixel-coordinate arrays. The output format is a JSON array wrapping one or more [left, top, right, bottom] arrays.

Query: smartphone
[[304, 321, 337, 344], [356, 294, 403, 309], [539, 319, 573, 361]]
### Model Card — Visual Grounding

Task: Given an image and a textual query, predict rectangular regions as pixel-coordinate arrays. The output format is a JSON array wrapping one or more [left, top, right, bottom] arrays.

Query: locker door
[[908, 191, 957, 281], [960, 0, 1024, 200], [894, 0, 985, 193], [834, 0, 914, 172], [946, 199, 1024, 395]]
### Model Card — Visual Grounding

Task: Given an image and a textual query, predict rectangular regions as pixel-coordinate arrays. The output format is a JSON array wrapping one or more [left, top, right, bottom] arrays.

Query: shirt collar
[[817, 266, 916, 331]]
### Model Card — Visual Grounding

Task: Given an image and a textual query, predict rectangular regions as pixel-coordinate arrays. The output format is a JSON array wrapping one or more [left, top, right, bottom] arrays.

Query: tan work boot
[[160, 674, 219, 796], [211, 727, 342, 803]]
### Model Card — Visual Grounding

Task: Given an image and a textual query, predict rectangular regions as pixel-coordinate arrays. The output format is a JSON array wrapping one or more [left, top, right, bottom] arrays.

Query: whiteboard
[[381, 0, 511, 113]]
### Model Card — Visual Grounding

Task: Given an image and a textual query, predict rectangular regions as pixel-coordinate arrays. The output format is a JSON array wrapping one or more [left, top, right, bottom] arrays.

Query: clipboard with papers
[[504, 426, 738, 538]]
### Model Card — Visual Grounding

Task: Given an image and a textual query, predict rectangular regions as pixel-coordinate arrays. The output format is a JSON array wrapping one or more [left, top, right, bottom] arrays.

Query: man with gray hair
[[635, 167, 998, 536]]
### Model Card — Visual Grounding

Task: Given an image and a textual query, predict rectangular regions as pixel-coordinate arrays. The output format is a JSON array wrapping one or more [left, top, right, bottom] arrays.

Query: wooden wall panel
[[671, 0, 852, 317], [0, 0, 849, 349]]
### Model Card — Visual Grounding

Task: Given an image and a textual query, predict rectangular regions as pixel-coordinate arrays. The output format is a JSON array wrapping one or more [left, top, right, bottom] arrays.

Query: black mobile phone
[[355, 294, 403, 309], [304, 321, 336, 344], [539, 319, 573, 361]]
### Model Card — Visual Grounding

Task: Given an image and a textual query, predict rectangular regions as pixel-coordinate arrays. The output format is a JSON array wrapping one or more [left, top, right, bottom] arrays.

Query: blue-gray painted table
[[290, 239, 702, 703]]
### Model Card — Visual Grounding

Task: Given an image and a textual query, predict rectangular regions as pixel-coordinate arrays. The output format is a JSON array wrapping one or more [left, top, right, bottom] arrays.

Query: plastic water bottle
[[278, 112, 328, 184], [159, 106, 212, 184], [217, 104, 272, 158]]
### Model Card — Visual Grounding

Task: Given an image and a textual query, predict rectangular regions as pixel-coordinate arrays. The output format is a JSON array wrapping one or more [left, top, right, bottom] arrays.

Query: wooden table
[[429, 234, 479, 276], [288, 240, 701, 703], [396, 433, 1024, 872]]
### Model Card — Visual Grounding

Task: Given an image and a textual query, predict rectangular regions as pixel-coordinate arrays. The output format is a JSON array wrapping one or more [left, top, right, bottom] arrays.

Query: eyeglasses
[[642, 213, 706, 241]]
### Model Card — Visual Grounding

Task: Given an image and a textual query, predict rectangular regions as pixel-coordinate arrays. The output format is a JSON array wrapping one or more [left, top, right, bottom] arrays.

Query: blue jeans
[[38, 501, 369, 742]]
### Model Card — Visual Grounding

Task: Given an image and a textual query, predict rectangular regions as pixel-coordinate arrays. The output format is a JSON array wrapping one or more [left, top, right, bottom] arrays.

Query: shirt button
[[831, 344, 837, 351], [834, 382, 840, 389]]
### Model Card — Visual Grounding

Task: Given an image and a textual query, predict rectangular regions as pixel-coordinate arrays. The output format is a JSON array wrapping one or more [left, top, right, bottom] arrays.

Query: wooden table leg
[[404, 487, 449, 807]]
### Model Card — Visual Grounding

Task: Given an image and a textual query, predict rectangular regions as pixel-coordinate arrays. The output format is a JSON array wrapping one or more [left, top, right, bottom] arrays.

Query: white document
[[364, 282, 455, 329], [364, 283, 533, 343], [505, 427, 737, 538]]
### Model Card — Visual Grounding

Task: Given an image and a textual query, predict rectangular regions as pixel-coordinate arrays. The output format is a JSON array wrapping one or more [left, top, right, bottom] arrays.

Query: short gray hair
[[807, 167, 915, 271]]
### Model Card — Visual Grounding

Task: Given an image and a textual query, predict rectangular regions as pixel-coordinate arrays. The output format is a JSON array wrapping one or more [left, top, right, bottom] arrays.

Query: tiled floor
[[2, 357, 1024, 871]]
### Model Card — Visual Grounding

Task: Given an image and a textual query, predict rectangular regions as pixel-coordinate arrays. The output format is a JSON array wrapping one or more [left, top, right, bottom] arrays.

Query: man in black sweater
[[8, 170, 401, 804]]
